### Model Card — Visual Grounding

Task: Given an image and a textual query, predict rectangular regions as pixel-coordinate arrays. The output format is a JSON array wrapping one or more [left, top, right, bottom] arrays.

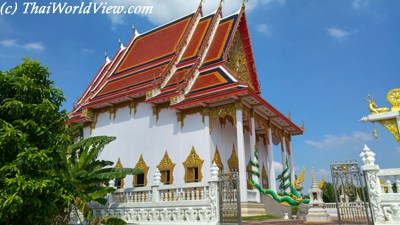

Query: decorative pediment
[[157, 151, 176, 184], [133, 154, 150, 186], [227, 144, 238, 172], [212, 146, 224, 172], [183, 146, 204, 182], [226, 32, 254, 90], [115, 157, 123, 168]]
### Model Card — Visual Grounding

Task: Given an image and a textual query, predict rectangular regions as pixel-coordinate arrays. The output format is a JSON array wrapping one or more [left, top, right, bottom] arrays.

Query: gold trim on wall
[[212, 146, 224, 173], [133, 154, 150, 187], [157, 151, 176, 184], [262, 163, 268, 189], [209, 103, 237, 134], [183, 146, 204, 183], [227, 144, 238, 172]]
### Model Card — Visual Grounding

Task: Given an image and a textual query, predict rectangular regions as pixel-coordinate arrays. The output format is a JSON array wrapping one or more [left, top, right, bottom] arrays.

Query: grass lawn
[[242, 215, 279, 221]]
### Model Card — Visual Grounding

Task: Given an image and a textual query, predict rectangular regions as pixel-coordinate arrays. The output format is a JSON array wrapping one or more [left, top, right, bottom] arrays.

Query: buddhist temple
[[68, 1, 304, 220]]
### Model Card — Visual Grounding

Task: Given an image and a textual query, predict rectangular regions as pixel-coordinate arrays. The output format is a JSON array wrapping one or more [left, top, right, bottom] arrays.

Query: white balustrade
[[87, 163, 221, 225], [360, 145, 400, 225]]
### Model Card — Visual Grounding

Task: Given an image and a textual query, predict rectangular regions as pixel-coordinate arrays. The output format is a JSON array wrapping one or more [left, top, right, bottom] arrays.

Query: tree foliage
[[0, 59, 137, 225], [0, 58, 74, 224]]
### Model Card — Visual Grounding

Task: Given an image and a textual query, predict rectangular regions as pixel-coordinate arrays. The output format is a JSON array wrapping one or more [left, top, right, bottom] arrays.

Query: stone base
[[241, 202, 266, 217], [305, 207, 331, 223]]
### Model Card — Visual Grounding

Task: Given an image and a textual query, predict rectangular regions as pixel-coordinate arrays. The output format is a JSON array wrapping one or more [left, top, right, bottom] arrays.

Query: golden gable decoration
[[226, 32, 254, 90], [115, 157, 124, 188], [133, 154, 150, 187], [212, 146, 224, 172], [157, 151, 176, 184], [228, 144, 238, 172], [183, 146, 204, 183]]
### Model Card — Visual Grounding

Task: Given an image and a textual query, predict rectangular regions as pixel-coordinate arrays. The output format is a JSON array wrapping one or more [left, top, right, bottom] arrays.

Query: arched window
[[183, 146, 204, 183], [133, 154, 149, 187], [157, 151, 175, 185]]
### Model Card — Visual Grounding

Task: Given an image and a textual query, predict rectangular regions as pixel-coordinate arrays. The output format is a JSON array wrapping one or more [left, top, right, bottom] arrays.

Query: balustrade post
[[152, 168, 161, 203], [208, 163, 220, 222], [360, 144, 384, 224]]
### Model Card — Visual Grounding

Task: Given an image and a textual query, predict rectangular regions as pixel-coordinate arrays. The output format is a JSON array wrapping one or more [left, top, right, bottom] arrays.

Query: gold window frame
[[157, 151, 175, 185], [133, 154, 149, 187], [183, 146, 204, 183]]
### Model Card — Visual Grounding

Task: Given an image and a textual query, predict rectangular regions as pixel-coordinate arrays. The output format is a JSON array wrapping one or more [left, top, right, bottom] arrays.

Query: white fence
[[71, 164, 220, 225], [360, 145, 400, 224]]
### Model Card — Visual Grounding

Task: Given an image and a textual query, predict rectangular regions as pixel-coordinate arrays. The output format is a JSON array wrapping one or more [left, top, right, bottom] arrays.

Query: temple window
[[157, 151, 175, 185], [186, 167, 199, 183], [183, 146, 204, 183], [133, 154, 149, 187], [160, 170, 171, 184], [135, 173, 145, 187], [114, 158, 124, 189]]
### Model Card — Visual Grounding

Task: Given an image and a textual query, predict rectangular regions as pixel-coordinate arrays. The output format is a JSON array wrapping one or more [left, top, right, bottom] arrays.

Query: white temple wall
[[210, 118, 237, 173], [85, 102, 212, 188]]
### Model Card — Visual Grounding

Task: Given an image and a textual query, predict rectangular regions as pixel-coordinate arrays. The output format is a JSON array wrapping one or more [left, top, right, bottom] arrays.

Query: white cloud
[[0, 39, 18, 47], [95, 0, 282, 26], [23, 42, 44, 51], [81, 48, 95, 54], [273, 161, 283, 174], [327, 27, 349, 40], [0, 39, 44, 51], [352, 0, 369, 9], [305, 131, 373, 150], [255, 24, 272, 36]]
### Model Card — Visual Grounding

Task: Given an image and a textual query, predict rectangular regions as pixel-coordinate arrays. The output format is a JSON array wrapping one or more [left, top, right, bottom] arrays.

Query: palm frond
[[100, 217, 127, 225]]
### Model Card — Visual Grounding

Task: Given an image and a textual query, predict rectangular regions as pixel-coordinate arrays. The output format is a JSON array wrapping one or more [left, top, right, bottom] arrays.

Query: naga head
[[294, 166, 306, 190]]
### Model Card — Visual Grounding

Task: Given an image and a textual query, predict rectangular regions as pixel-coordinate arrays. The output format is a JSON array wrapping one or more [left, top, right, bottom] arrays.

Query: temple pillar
[[281, 134, 289, 192], [249, 111, 260, 202], [287, 138, 295, 184], [267, 125, 277, 192], [236, 105, 247, 202]]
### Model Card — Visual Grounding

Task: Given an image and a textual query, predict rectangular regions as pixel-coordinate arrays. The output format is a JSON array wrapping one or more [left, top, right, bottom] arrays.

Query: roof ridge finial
[[219, 0, 224, 8], [199, 0, 204, 8], [132, 24, 136, 33], [118, 37, 125, 50], [104, 50, 111, 64], [242, 0, 247, 9]]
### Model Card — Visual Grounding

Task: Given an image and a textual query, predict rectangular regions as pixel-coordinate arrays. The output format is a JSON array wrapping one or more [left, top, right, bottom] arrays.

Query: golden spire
[[311, 167, 317, 187]]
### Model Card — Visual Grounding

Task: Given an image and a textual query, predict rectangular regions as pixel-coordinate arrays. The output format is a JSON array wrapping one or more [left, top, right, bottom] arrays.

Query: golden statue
[[368, 96, 390, 114]]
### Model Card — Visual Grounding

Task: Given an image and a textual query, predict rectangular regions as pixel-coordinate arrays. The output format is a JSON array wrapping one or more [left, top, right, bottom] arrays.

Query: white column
[[288, 138, 295, 184], [267, 126, 277, 192], [236, 107, 247, 202], [281, 135, 289, 193], [250, 114, 260, 202], [281, 135, 287, 167]]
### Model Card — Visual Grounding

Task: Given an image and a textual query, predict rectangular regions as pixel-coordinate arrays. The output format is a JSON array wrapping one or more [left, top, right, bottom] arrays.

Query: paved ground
[[243, 219, 339, 225]]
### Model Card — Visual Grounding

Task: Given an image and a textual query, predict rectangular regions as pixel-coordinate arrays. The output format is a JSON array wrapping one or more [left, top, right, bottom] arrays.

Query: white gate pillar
[[360, 144, 385, 224], [249, 111, 260, 202]]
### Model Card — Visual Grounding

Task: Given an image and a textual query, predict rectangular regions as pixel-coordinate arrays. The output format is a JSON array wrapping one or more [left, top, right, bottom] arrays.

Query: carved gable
[[226, 32, 254, 90]]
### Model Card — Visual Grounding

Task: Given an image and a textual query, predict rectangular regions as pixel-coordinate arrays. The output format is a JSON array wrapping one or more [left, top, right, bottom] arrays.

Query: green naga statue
[[250, 146, 310, 206]]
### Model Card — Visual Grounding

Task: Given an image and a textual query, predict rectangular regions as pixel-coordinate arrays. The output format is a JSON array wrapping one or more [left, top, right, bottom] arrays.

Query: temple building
[[68, 1, 303, 218]]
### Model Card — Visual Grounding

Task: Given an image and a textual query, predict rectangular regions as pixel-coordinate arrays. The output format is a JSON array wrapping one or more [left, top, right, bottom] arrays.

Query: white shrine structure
[[68, 2, 304, 221]]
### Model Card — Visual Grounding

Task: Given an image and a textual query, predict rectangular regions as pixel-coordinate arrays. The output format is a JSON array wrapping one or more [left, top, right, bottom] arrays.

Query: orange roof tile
[[116, 14, 194, 73]]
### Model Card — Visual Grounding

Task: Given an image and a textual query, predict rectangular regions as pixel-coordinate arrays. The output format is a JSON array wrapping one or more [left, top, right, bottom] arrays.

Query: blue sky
[[1, 0, 399, 192]]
